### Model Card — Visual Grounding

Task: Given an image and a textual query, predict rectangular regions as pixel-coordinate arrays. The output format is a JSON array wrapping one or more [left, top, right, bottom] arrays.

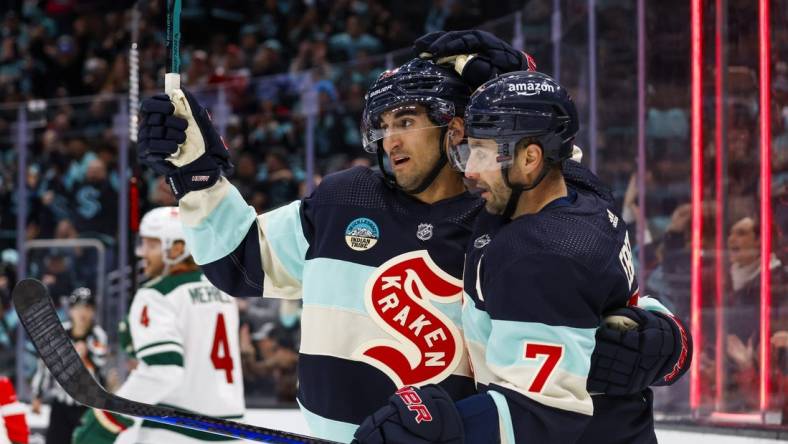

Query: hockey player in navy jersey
[[137, 31, 689, 443], [352, 71, 691, 444]]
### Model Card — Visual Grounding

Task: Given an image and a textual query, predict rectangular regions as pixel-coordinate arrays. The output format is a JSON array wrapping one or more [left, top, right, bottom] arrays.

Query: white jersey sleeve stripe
[[636, 295, 673, 316], [257, 201, 308, 300], [487, 391, 516, 444], [135, 340, 183, 355], [136, 343, 184, 359]]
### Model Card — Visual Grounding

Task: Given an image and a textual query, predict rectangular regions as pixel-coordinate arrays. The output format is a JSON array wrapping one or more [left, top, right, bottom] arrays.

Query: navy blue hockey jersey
[[178, 161, 681, 443], [460, 165, 666, 443], [178, 167, 480, 442]]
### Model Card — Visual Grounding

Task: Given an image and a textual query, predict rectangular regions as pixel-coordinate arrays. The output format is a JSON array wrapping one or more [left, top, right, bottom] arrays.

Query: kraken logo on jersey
[[345, 218, 380, 251], [354, 251, 464, 387]]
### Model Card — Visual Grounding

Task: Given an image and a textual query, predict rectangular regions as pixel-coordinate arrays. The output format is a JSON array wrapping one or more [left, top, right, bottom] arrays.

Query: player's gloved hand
[[138, 89, 232, 199], [72, 409, 133, 444], [352, 385, 464, 444], [588, 306, 692, 395], [413, 30, 537, 90]]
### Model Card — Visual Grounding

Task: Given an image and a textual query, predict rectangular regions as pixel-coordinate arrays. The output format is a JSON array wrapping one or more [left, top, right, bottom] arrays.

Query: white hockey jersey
[[122, 270, 245, 443]]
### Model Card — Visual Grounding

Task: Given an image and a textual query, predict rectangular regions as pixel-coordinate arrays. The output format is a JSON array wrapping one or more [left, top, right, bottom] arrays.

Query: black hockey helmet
[[464, 70, 578, 163], [361, 58, 471, 193], [361, 58, 471, 153], [449, 71, 579, 217], [68, 287, 95, 307]]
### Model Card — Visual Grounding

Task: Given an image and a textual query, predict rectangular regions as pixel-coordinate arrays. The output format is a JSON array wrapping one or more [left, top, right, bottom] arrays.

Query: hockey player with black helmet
[[356, 71, 690, 444], [137, 31, 689, 443], [140, 54, 484, 443]]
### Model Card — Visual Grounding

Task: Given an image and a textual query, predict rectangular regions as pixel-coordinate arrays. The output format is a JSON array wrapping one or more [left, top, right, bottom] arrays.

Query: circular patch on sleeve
[[345, 218, 380, 251]]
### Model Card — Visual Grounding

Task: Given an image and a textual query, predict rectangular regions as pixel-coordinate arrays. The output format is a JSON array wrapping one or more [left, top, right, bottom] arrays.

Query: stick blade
[[11, 278, 47, 312], [12, 278, 112, 410]]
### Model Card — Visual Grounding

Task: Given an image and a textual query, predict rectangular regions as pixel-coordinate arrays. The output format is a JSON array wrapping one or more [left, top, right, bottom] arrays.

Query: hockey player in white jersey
[[72, 206, 244, 444]]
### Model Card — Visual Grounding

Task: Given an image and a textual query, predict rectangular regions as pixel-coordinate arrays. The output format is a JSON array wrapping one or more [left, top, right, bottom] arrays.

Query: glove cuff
[[166, 160, 222, 199], [94, 409, 133, 434], [653, 312, 692, 385]]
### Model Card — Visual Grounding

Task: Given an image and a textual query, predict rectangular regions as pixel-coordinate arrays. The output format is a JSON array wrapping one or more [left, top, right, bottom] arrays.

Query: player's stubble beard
[[392, 136, 444, 194], [479, 173, 513, 215]]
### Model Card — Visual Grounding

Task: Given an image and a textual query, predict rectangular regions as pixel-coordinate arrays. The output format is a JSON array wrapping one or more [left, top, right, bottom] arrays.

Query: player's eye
[[395, 118, 413, 129]]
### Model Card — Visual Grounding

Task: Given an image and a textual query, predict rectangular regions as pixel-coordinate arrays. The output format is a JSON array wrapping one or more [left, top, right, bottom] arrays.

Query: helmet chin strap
[[500, 163, 551, 219], [376, 127, 450, 195], [160, 241, 191, 275]]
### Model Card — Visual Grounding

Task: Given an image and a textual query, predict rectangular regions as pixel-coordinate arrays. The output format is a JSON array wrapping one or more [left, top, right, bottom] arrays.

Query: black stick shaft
[[12, 279, 338, 444]]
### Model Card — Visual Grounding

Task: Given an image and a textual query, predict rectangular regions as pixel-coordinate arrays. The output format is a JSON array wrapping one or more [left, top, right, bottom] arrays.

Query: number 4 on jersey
[[140, 305, 150, 327], [211, 313, 234, 384]]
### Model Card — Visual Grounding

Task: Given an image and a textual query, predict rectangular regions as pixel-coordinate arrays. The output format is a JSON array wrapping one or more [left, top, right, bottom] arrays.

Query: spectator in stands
[[645, 203, 692, 319], [329, 15, 382, 61], [239, 299, 300, 403], [260, 148, 299, 210], [70, 158, 118, 241], [38, 251, 76, 303], [724, 215, 788, 412]]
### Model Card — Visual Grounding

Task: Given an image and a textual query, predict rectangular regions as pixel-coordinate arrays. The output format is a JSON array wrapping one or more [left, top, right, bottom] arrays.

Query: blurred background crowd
[[0, 0, 786, 429]]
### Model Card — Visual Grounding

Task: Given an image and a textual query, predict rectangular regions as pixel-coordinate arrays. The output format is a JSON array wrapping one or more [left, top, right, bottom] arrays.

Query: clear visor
[[361, 101, 454, 153], [447, 136, 518, 174]]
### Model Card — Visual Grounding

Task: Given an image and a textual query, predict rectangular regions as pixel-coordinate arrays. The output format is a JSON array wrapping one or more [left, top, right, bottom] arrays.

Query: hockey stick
[[127, 0, 141, 306], [12, 278, 338, 444], [164, 0, 181, 94]]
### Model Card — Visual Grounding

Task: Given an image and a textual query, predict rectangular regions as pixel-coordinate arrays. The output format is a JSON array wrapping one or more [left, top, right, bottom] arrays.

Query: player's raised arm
[[137, 91, 310, 298]]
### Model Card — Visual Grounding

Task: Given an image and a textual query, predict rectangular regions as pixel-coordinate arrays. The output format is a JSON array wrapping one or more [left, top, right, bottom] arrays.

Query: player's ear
[[516, 141, 543, 176], [525, 143, 544, 170], [446, 117, 464, 145]]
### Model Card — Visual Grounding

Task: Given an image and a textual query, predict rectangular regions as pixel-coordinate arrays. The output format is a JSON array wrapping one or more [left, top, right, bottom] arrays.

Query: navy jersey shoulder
[[302, 166, 485, 277], [562, 160, 615, 205], [481, 191, 637, 326], [493, 191, 627, 275]]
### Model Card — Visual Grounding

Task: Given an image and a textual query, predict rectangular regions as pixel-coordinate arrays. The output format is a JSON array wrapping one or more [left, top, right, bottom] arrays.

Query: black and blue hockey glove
[[138, 89, 232, 199], [413, 30, 537, 90], [352, 385, 464, 444], [588, 307, 692, 396]]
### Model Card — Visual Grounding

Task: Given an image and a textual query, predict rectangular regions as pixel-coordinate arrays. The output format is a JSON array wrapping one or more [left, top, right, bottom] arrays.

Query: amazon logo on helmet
[[466, 70, 578, 163]]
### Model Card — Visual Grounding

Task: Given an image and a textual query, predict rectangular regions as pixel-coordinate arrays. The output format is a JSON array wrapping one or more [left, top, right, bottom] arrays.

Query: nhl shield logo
[[473, 234, 491, 249], [416, 223, 433, 241]]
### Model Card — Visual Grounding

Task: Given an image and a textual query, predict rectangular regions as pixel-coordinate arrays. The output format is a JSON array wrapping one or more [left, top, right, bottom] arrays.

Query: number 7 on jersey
[[524, 342, 564, 393]]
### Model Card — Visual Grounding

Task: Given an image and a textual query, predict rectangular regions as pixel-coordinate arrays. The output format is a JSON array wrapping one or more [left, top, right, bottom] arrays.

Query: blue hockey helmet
[[361, 58, 471, 154], [448, 71, 579, 217], [456, 70, 578, 171]]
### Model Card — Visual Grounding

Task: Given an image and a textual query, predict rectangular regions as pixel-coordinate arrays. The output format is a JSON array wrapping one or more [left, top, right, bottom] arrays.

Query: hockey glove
[[352, 385, 464, 444], [138, 89, 232, 199], [413, 30, 537, 90], [72, 409, 133, 444], [588, 307, 692, 395]]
